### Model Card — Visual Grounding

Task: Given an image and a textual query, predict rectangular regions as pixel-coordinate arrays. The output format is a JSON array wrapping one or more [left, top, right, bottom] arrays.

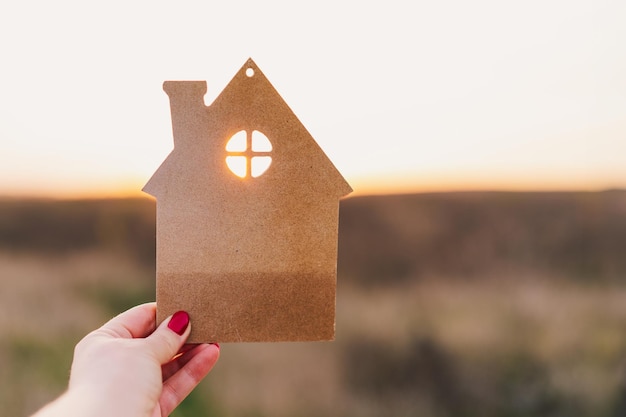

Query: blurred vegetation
[[1, 191, 626, 416], [0, 197, 156, 266], [339, 191, 626, 285]]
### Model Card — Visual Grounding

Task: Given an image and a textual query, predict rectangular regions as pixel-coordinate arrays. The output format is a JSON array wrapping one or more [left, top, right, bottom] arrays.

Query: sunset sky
[[1, 0, 625, 197]]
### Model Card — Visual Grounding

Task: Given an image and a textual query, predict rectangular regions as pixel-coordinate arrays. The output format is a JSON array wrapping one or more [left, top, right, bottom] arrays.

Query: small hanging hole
[[246, 67, 254, 77]]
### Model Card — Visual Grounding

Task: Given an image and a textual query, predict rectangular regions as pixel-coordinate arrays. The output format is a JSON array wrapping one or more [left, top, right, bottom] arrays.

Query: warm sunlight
[[224, 130, 273, 179], [2, 4, 626, 415], [1, 1, 625, 197], [225, 156, 247, 178]]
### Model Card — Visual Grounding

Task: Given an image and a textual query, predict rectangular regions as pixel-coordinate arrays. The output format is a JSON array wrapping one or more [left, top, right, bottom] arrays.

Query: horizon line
[[0, 185, 624, 201]]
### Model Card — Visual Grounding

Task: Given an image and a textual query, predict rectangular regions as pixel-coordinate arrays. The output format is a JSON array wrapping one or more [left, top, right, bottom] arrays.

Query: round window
[[225, 130, 272, 178]]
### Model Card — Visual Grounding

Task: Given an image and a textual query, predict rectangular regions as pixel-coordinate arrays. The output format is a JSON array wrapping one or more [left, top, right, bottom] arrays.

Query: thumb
[[144, 310, 191, 364]]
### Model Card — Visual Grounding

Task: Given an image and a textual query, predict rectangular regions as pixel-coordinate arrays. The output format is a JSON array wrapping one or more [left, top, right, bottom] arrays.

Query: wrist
[[31, 390, 79, 417], [32, 386, 108, 417]]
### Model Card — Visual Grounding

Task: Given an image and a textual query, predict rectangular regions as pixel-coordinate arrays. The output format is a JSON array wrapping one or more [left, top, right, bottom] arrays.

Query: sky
[[0, 0, 625, 197]]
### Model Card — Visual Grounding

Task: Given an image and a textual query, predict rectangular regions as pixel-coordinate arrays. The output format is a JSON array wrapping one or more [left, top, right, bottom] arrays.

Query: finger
[[144, 310, 191, 364], [159, 343, 220, 416], [179, 343, 201, 355], [162, 344, 213, 381], [98, 302, 157, 339]]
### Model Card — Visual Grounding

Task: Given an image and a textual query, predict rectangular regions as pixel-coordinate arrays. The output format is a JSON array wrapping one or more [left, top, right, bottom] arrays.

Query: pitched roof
[[143, 58, 352, 199]]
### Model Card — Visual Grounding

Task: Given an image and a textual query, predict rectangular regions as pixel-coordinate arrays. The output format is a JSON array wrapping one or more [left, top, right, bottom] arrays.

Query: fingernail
[[211, 343, 220, 350], [168, 311, 189, 335]]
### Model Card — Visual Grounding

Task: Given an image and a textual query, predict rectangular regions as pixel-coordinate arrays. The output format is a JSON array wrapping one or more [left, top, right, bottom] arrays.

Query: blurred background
[[2, 1, 626, 416], [2, 193, 626, 416]]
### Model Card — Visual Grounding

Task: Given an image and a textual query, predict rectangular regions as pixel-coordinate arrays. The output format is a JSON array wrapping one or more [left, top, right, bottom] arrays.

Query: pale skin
[[32, 303, 220, 417]]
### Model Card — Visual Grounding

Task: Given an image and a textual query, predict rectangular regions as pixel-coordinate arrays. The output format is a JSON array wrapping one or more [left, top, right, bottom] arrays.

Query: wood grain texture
[[143, 59, 351, 342]]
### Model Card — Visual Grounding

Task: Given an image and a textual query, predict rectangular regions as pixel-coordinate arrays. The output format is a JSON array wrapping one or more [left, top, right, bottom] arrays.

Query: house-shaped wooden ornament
[[143, 59, 352, 343]]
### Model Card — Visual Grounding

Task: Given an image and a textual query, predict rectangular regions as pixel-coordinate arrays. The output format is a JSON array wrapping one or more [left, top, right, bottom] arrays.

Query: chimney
[[163, 81, 207, 148]]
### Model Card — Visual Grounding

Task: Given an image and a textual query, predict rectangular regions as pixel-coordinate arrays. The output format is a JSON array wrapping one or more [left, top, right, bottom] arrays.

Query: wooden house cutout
[[143, 58, 352, 342]]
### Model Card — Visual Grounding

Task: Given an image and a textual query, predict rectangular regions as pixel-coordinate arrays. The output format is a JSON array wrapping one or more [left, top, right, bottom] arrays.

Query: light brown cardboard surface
[[143, 58, 352, 342]]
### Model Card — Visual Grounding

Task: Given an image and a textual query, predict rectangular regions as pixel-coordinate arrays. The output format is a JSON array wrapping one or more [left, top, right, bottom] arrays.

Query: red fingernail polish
[[168, 311, 189, 335]]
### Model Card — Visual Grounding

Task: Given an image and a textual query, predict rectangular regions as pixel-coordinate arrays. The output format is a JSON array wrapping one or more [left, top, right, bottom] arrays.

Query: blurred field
[[1, 191, 626, 416]]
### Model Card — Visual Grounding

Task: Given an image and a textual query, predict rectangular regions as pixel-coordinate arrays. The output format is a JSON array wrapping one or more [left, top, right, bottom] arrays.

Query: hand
[[32, 303, 220, 417]]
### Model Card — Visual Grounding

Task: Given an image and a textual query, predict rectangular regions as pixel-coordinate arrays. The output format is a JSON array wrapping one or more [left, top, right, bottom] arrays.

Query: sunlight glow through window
[[225, 130, 272, 179]]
